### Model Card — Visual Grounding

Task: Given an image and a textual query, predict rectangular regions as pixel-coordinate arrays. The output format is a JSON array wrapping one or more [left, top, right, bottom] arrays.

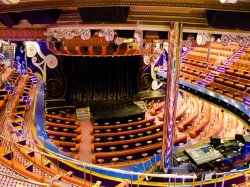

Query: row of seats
[[93, 118, 155, 134], [179, 71, 203, 84], [181, 66, 206, 78], [182, 44, 250, 106], [225, 67, 250, 79], [177, 97, 199, 132], [45, 112, 81, 155], [0, 70, 90, 186], [157, 99, 187, 121], [92, 96, 193, 165], [210, 42, 240, 52], [94, 113, 145, 126], [182, 58, 208, 68], [213, 73, 250, 92], [195, 47, 234, 58], [189, 103, 211, 138], [93, 123, 163, 144], [206, 81, 249, 103], [45, 107, 76, 118], [200, 109, 224, 140], [230, 59, 250, 70], [182, 58, 222, 73], [186, 51, 227, 66]]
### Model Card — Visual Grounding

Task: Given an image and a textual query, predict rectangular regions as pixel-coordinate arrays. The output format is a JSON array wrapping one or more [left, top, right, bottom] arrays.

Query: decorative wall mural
[[25, 41, 58, 81], [137, 46, 167, 91], [25, 41, 66, 99], [14, 42, 26, 74], [221, 34, 250, 47]]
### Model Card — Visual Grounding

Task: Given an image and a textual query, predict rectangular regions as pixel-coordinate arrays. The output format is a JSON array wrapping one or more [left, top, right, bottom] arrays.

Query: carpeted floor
[[78, 119, 93, 163]]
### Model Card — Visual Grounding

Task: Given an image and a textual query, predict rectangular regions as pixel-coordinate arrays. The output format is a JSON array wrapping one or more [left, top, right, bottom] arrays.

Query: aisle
[[78, 119, 93, 163]]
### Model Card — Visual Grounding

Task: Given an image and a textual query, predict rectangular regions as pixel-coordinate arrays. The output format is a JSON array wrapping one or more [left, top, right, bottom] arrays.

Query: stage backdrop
[[62, 55, 141, 104]]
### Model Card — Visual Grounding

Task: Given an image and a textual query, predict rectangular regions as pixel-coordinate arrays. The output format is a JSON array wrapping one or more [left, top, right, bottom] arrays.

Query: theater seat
[[235, 83, 245, 90], [215, 77, 224, 82], [224, 80, 234, 86], [234, 97, 242, 102], [235, 72, 244, 77], [245, 74, 250, 79], [215, 89, 223, 95], [226, 69, 234, 75]]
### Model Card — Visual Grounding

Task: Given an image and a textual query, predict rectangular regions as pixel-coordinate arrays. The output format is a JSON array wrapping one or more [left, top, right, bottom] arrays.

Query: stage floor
[[91, 102, 144, 121], [135, 90, 165, 101]]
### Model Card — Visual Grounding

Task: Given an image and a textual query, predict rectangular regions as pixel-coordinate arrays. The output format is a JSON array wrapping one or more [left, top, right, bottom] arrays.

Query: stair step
[[134, 101, 146, 111], [198, 82, 207, 88], [207, 74, 215, 78], [76, 107, 91, 120], [203, 79, 210, 84], [217, 69, 225, 73], [205, 77, 214, 81]]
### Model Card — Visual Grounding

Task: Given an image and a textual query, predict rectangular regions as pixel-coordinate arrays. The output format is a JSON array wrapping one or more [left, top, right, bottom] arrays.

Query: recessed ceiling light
[[220, 0, 238, 3], [2, 0, 21, 4], [220, 0, 227, 3]]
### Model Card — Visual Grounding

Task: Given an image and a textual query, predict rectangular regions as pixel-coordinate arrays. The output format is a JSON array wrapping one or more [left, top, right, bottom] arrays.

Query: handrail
[[215, 170, 249, 187], [0, 170, 48, 186], [215, 169, 250, 176], [0, 134, 197, 180]]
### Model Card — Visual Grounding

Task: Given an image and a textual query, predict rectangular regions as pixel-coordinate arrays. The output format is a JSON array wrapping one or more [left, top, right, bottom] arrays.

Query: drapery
[[62, 55, 141, 105]]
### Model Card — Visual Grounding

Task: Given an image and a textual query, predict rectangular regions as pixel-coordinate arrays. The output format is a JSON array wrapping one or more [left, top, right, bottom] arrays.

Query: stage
[[46, 98, 145, 125], [91, 102, 145, 125], [135, 90, 165, 101]]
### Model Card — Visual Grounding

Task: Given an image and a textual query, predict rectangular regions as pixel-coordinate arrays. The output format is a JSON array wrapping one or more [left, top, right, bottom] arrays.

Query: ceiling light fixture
[[2, 0, 21, 4], [220, 0, 238, 3]]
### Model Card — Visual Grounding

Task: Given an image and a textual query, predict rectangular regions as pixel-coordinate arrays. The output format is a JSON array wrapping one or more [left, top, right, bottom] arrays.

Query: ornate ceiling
[[0, 0, 249, 40]]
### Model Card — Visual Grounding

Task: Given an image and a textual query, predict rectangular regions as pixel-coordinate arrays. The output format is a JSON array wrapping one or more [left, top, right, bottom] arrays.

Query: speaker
[[206, 10, 250, 30], [0, 13, 22, 27], [210, 136, 221, 147], [22, 9, 62, 24]]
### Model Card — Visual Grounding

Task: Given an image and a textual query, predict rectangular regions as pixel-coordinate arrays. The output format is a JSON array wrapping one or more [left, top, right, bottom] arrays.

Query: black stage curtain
[[63, 56, 141, 104]]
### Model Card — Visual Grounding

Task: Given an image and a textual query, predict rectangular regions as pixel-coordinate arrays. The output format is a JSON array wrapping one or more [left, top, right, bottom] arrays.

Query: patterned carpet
[[78, 119, 93, 163]]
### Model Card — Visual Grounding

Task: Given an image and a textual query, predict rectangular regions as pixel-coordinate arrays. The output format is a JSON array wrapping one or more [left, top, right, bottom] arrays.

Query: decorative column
[[161, 22, 183, 171]]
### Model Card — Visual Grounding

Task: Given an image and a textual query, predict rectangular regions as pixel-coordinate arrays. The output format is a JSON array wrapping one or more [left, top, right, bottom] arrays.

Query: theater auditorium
[[0, 0, 249, 186]]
